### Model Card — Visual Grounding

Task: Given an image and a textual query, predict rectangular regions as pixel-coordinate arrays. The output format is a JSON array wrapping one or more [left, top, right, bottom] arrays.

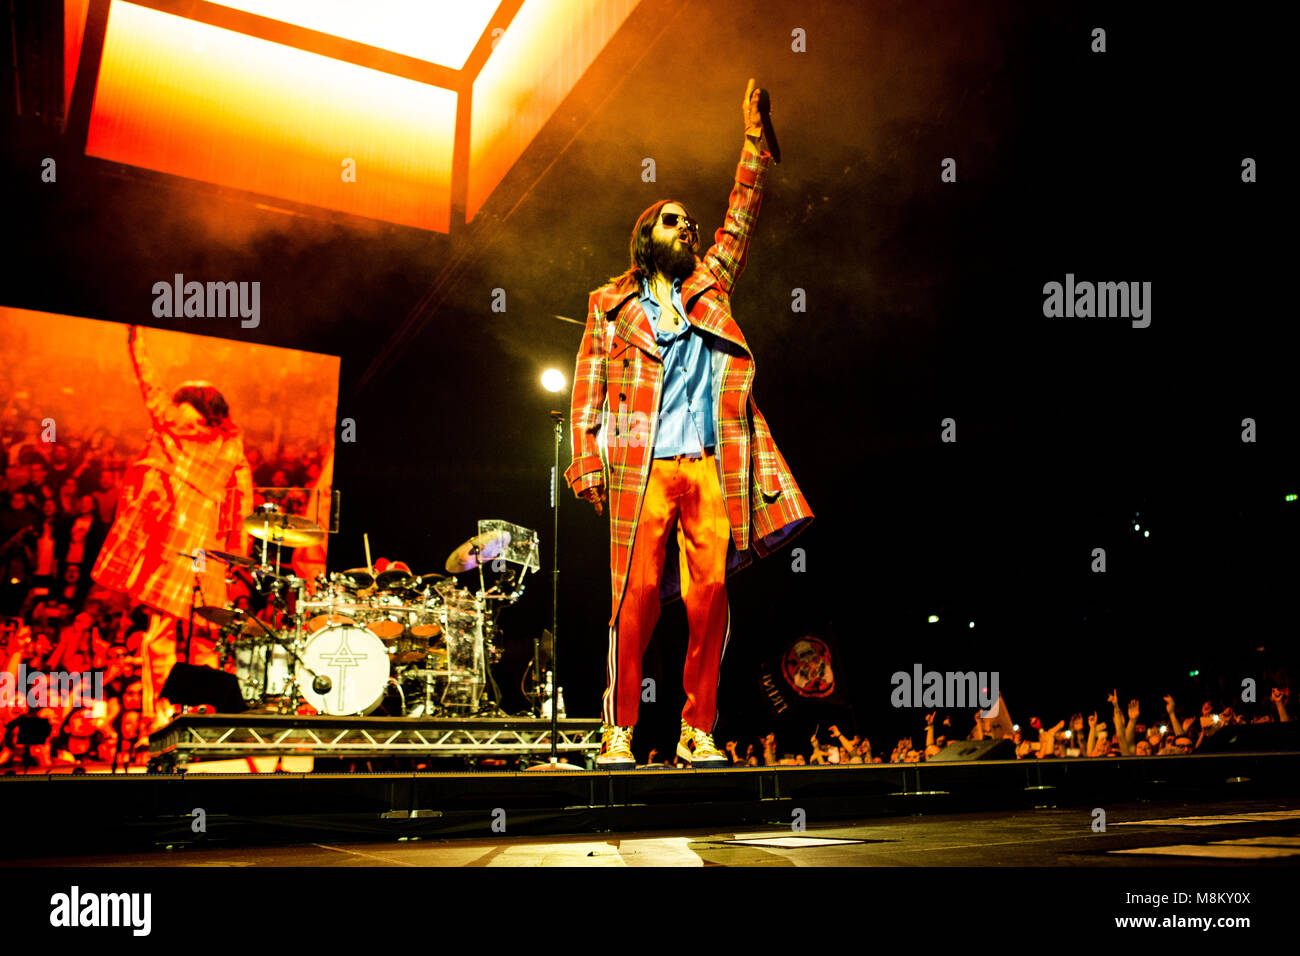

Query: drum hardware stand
[[233, 609, 333, 706], [479, 605, 509, 717]]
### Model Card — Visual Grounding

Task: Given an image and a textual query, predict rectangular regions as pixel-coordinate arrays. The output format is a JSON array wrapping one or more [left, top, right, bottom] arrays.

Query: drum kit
[[195, 505, 537, 718]]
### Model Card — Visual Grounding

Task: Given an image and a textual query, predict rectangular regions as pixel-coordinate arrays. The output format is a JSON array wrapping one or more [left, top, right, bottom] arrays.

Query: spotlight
[[541, 368, 566, 393], [927, 615, 939, 624]]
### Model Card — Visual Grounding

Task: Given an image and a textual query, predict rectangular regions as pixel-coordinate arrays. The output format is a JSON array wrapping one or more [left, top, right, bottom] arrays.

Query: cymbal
[[194, 606, 262, 635], [445, 530, 511, 574], [384, 571, 449, 596], [204, 549, 256, 569], [375, 568, 413, 592], [242, 512, 324, 548], [334, 568, 375, 591]]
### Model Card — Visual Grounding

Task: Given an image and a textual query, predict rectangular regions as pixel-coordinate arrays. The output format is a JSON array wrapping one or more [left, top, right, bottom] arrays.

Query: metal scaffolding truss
[[150, 715, 603, 766]]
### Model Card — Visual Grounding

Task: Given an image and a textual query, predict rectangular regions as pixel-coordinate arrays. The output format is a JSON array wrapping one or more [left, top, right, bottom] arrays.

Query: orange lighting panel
[[64, 0, 90, 123], [209, 0, 502, 70], [468, 0, 639, 221], [86, 1, 458, 231]]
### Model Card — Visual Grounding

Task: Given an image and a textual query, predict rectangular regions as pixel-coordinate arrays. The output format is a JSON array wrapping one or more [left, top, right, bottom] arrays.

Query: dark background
[[3, 0, 1293, 757]]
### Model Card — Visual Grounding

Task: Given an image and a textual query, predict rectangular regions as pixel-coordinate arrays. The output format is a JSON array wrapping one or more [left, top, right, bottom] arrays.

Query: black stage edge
[[3, 751, 1299, 858]]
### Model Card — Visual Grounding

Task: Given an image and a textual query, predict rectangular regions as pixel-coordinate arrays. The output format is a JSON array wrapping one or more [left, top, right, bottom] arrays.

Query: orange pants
[[605, 451, 731, 730]]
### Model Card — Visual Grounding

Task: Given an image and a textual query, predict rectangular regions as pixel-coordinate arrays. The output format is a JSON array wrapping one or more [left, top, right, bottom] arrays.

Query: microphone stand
[[183, 567, 206, 666], [548, 410, 562, 763]]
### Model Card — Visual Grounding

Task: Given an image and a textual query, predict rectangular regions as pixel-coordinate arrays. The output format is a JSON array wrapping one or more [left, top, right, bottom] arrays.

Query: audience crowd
[[690, 685, 1291, 769]]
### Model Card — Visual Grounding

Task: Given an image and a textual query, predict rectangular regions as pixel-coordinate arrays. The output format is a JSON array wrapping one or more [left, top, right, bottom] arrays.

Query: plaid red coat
[[92, 334, 253, 619], [565, 135, 812, 623]]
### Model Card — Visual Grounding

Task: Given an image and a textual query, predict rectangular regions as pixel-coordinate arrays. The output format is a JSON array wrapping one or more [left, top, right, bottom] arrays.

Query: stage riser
[[147, 715, 605, 769], [3, 752, 1300, 858]]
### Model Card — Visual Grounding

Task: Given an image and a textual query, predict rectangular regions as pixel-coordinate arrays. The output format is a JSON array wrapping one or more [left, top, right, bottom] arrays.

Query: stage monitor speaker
[[159, 664, 246, 713], [929, 737, 1015, 761], [1196, 721, 1300, 753]]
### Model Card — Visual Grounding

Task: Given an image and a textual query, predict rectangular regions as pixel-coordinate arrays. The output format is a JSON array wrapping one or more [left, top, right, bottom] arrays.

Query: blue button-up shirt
[[640, 277, 716, 458]]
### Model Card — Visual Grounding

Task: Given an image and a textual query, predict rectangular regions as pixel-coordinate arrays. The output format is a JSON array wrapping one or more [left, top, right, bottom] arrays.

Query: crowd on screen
[[0, 415, 328, 772]]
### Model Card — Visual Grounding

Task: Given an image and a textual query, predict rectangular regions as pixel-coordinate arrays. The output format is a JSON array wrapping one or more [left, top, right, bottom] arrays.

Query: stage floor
[[10, 797, 1300, 867]]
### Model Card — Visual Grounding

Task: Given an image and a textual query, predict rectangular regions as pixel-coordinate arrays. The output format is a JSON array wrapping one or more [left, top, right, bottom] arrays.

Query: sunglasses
[[660, 212, 698, 235]]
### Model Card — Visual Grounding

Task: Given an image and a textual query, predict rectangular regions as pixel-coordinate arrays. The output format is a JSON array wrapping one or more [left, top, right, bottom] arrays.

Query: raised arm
[[563, 291, 609, 501], [1163, 694, 1182, 737], [1124, 699, 1140, 753], [127, 325, 175, 433], [1272, 687, 1290, 723], [1107, 690, 1132, 756], [700, 79, 773, 297]]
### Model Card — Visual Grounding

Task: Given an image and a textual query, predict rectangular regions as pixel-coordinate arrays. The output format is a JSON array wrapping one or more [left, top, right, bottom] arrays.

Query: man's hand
[[743, 77, 766, 142], [580, 484, 606, 516]]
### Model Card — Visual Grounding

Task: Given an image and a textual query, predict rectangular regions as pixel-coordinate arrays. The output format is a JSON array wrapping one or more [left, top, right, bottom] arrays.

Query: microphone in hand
[[756, 88, 780, 163]]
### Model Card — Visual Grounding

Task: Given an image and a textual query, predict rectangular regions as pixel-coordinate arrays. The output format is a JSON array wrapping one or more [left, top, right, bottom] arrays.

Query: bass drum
[[299, 624, 390, 716]]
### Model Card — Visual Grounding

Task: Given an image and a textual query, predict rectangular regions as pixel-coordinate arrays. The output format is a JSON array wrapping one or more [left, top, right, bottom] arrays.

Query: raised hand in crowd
[[1036, 719, 1065, 759], [1272, 687, 1289, 723], [1108, 691, 1130, 756]]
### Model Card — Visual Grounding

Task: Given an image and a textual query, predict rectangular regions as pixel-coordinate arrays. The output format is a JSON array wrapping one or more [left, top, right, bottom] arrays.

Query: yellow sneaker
[[677, 719, 728, 767], [596, 724, 636, 769]]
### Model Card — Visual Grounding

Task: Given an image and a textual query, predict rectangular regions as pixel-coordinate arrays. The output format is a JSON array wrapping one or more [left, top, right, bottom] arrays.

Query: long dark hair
[[172, 382, 237, 437], [602, 199, 696, 291]]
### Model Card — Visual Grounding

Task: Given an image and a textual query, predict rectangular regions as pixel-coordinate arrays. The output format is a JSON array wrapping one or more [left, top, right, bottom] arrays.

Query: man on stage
[[566, 79, 812, 768]]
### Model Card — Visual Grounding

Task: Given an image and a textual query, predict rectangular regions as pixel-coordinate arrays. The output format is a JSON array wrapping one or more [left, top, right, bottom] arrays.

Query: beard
[[648, 233, 697, 281]]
